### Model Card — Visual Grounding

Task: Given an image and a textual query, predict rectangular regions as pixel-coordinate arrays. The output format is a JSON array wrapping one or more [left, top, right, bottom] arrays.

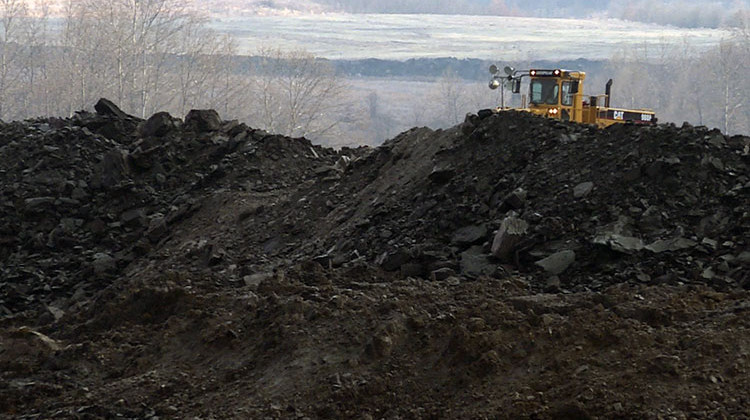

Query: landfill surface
[[1, 100, 749, 419]]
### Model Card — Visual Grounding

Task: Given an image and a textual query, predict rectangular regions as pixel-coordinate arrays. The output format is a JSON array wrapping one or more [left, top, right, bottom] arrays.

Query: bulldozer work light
[[530, 69, 562, 77]]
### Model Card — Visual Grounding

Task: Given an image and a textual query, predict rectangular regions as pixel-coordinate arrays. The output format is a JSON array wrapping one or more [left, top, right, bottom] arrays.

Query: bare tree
[[54, 0, 201, 117], [432, 68, 470, 127], [0, 0, 28, 120], [707, 38, 747, 134], [246, 47, 348, 139]]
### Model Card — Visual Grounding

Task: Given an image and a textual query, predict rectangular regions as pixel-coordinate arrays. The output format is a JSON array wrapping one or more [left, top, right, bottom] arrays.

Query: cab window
[[530, 79, 559, 105], [561, 81, 573, 106]]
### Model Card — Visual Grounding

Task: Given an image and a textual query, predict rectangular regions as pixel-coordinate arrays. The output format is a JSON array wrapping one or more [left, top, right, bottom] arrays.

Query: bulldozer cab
[[526, 69, 586, 121]]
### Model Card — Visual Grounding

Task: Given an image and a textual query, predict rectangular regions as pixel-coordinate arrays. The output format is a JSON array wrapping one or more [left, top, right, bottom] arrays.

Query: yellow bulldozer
[[487, 65, 656, 127]]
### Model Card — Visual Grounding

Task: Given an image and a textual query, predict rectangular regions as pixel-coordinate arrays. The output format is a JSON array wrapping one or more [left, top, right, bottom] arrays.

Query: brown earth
[[1, 101, 749, 419]]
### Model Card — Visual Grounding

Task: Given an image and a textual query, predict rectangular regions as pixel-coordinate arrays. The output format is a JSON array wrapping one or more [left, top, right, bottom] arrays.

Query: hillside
[[1, 100, 749, 418]]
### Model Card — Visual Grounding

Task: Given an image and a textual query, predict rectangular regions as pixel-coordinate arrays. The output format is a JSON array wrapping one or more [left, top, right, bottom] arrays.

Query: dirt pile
[[0, 100, 343, 319], [1, 101, 749, 419], [308, 111, 750, 291]]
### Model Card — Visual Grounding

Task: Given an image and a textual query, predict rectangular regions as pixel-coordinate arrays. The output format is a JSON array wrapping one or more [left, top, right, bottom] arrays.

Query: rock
[[244, 272, 273, 288], [502, 188, 527, 209], [46, 305, 65, 321], [146, 216, 168, 243], [208, 248, 226, 265], [24, 197, 55, 210], [594, 233, 644, 254], [378, 250, 411, 272], [71, 187, 89, 200], [701, 238, 718, 251], [460, 246, 496, 278], [10, 327, 62, 351], [369, 333, 393, 358], [94, 149, 131, 189], [451, 224, 488, 247], [94, 98, 130, 119], [645, 237, 697, 253], [314, 165, 337, 176], [431, 267, 456, 281], [544, 275, 562, 292], [573, 182, 594, 198], [334, 155, 352, 172], [91, 252, 116, 275], [185, 109, 222, 132], [639, 206, 663, 232], [706, 129, 726, 147], [400, 262, 425, 278], [445, 276, 461, 286], [428, 165, 455, 184], [648, 354, 682, 376], [491, 216, 529, 261], [702, 156, 725, 171], [636, 272, 652, 283], [141, 112, 178, 137], [312, 254, 333, 268], [535, 250, 576, 275], [121, 208, 148, 229]]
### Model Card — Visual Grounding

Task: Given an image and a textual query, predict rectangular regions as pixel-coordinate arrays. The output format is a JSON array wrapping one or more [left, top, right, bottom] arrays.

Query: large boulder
[[185, 109, 222, 132], [141, 112, 179, 137], [491, 216, 529, 261], [94, 98, 131, 119], [535, 250, 576, 275]]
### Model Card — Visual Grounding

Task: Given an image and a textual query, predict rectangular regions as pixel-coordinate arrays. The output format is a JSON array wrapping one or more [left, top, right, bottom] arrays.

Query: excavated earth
[[1, 100, 749, 419]]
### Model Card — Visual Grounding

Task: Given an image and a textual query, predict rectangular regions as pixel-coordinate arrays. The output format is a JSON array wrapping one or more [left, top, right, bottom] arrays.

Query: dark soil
[[1, 100, 748, 419]]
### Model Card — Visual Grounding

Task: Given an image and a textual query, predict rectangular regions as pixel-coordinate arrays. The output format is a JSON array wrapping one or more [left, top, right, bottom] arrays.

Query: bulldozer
[[486, 65, 656, 127]]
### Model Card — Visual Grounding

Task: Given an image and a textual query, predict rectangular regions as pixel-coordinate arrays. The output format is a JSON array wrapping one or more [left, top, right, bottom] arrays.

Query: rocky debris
[[306, 111, 748, 292], [2, 105, 748, 321], [1, 101, 749, 419], [0, 101, 339, 318]]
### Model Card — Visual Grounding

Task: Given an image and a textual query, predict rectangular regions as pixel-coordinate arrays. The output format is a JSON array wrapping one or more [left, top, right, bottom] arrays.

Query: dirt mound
[[1, 101, 749, 418], [307, 111, 749, 291], [0, 100, 341, 319]]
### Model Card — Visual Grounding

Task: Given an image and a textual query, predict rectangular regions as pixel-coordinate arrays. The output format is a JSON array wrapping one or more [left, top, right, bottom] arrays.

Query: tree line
[[0, 0, 349, 143], [604, 29, 749, 135]]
